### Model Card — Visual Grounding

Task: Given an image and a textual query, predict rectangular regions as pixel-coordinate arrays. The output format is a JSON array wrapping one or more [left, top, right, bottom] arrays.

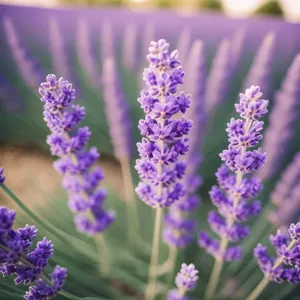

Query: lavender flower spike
[[204, 38, 231, 116], [103, 58, 132, 161], [256, 54, 300, 181], [0, 206, 67, 299], [246, 223, 300, 300], [39, 74, 114, 235], [0, 168, 5, 184], [176, 28, 192, 66], [122, 23, 138, 71], [136, 39, 192, 300], [168, 263, 199, 300], [76, 20, 101, 89], [3, 16, 44, 89], [49, 17, 72, 80], [268, 152, 300, 228], [163, 40, 205, 248], [242, 32, 275, 100], [200, 86, 268, 300], [100, 21, 115, 62]]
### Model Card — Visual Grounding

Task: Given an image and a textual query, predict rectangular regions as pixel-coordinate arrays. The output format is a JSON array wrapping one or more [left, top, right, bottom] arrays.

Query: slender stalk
[[245, 240, 296, 300], [95, 233, 110, 277], [145, 206, 163, 300], [167, 245, 178, 285], [119, 157, 140, 245]]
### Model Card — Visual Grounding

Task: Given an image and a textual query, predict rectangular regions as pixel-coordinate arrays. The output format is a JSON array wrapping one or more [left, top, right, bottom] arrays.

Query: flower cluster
[[0, 167, 5, 184], [102, 58, 132, 161], [168, 263, 199, 300], [163, 40, 205, 247], [39, 74, 114, 235], [254, 222, 300, 283], [0, 206, 66, 299], [199, 86, 268, 261], [135, 39, 192, 208]]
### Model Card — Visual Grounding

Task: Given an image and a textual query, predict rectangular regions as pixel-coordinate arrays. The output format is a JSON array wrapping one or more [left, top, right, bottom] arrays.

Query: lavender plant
[[200, 86, 269, 299], [136, 39, 192, 300], [246, 223, 300, 300], [0, 170, 69, 300]]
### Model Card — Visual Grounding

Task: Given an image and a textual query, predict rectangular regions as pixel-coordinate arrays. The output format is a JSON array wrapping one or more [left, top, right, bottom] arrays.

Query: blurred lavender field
[[1, 3, 300, 300]]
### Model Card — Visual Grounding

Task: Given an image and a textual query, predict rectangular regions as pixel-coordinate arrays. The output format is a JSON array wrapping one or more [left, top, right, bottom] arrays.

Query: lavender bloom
[[39, 74, 114, 235], [167, 263, 199, 300], [256, 54, 300, 181], [100, 21, 115, 63], [3, 17, 44, 90], [0, 168, 5, 184], [49, 17, 72, 81], [141, 22, 155, 67], [268, 152, 300, 228], [102, 58, 132, 160], [176, 28, 192, 66], [231, 27, 246, 73], [254, 224, 300, 284], [0, 206, 67, 299], [199, 86, 268, 261], [242, 32, 275, 101], [76, 20, 101, 89], [0, 73, 23, 113], [135, 39, 192, 208], [122, 23, 138, 71], [163, 40, 205, 247], [204, 38, 232, 116]]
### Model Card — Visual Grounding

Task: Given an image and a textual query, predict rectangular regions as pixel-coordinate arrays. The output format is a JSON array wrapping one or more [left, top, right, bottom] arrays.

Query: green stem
[[120, 157, 140, 246], [95, 234, 110, 277], [145, 207, 163, 300], [167, 245, 178, 286]]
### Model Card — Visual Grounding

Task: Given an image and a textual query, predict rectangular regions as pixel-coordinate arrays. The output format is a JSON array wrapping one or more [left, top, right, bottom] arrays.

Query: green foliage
[[198, 0, 223, 11], [253, 1, 283, 17]]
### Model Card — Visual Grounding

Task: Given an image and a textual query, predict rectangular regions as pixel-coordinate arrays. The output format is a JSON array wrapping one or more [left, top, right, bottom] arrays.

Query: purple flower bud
[[175, 263, 199, 291], [0, 168, 5, 184], [289, 223, 300, 243]]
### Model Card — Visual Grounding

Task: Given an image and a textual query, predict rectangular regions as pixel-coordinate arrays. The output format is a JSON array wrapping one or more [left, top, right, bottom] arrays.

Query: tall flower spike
[[100, 21, 115, 63], [39, 74, 114, 235], [122, 23, 138, 71], [176, 28, 192, 66], [268, 152, 300, 228], [163, 40, 206, 248], [0, 167, 5, 184], [0, 72, 23, 113], [102, 58, 132, 161], [0, 206, 67, 299], [3, 17, 44, 90], [200, 86, 268, 300], [242, 32, 275, 101], [76, 20, 101, 89], [49, 17, 72, 80], [136, 39, 192, 300], [256, 54, 300, 181], [204, 38, 232, 116], [231, 27, 246, 73], [168, 263, 199, 300], [246, 223, 300, 300]]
